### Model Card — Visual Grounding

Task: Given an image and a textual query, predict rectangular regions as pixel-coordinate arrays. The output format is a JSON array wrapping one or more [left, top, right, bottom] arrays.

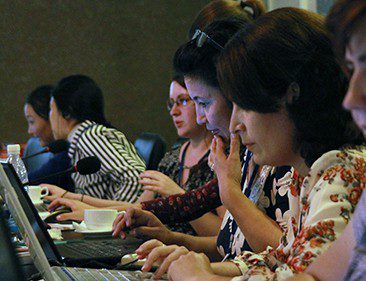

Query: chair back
[[23, 137, 52, 172], [134, 133, 166, 170]]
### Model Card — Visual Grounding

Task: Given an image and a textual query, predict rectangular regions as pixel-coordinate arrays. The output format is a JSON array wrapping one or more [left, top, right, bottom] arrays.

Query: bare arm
[[189, 206, 226, 236], [304, 222, 355, 281]]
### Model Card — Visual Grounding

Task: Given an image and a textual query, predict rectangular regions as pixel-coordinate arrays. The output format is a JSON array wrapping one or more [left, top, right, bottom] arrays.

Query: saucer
[[73, 221, 112, 233]]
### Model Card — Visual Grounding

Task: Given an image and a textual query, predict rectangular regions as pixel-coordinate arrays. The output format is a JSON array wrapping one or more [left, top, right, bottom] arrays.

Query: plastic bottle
[[7, 144, 29, 185]]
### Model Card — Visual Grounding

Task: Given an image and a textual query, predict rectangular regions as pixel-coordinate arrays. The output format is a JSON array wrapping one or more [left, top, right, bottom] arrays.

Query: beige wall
[[0, 0, 210, 147]]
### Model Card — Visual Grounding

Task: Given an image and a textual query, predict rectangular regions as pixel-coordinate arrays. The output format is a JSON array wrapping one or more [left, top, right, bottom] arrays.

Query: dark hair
[[218, 8, 362, 166], [189, 0, 265, 38], [174, 17, 254, 91], [51, 75, 111, 127], [326, 0, 366, 62], [25, 85, 54, 120], [172, 73, 186, 89]]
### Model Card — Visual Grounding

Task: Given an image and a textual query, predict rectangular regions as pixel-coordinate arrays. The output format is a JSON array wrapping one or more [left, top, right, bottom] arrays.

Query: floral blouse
[[155, 143, 215, 235], [343, 188, 366, 281], [232, 147, 366, 281]]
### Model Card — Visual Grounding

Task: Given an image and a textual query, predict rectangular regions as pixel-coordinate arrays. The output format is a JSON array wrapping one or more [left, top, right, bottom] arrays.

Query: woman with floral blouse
[[161, 7, 366, 281]]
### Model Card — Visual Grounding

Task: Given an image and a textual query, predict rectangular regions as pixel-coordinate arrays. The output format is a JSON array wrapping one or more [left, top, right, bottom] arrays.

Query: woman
[[24, 85, 73, 190], [46, 76, 223, 236], [112, 17, 290, 280], [48, 74, 145, 202], [139, 75, 222, 236], [165, 8, 365, 281], [286, 1, 366, 280]]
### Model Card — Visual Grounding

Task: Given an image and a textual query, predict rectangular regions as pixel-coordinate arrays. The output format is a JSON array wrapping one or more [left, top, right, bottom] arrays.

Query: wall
[[0, 0, 210, 147]]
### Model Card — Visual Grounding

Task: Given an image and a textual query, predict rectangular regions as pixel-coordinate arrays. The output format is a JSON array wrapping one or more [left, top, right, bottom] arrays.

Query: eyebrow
[[176, 94, 190, 99]]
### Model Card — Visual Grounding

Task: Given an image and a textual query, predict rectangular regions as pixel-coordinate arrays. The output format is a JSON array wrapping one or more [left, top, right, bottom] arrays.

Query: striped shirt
[[68, 120, 146, 202]]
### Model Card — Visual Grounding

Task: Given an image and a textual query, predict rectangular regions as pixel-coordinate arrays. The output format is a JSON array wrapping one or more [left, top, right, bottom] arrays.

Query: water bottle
[[7, 144, 29, 185]]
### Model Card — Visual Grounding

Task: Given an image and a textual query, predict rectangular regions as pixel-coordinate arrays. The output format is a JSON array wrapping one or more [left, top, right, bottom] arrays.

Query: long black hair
[[51, 74, 112, 127], [25, 85, 54, 120]]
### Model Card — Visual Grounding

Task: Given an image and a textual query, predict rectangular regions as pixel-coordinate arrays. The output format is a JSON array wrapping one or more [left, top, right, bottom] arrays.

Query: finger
[[154, 247, 188, 279], [47, 198, 73, 211], [213, 136, 228, 161], [43, 195, 57, 201], [136, 239, 164, 257], [57, 212, 82, 221], [112, 214, 128, 238], [139, 178, 159, 186], [210, 137, 217, 155], [141, 185, 159, 192], [140, 170, 161, 178], [142, 245, 176, 272], [229, 133, 240, 159], [112, 213, 124, 228]]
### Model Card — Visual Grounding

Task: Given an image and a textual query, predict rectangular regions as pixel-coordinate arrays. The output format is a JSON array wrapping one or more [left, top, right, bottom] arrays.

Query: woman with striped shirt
[[47, 74, 145, 203]]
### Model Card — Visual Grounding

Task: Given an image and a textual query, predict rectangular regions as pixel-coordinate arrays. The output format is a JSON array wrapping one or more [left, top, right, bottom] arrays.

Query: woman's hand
[[210, 134, 242, 205], [135, 239, 189, 279], [47, 198, 95, 221], [139, 170, 185, 197], [41, 184, 68, 201], [112, 207, 172, 243], [168, 252, 215, 281]]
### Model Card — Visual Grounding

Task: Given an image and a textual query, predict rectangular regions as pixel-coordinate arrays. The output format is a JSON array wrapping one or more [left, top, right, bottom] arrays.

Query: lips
[[174, 121, 184, 128]]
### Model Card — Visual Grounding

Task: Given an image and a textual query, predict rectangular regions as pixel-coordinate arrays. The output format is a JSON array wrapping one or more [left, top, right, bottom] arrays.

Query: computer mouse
[[44, 209, 72, 224]]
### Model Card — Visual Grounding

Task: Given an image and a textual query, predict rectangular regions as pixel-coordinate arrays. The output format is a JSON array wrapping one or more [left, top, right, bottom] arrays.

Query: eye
[[198, 101, 208, 108]]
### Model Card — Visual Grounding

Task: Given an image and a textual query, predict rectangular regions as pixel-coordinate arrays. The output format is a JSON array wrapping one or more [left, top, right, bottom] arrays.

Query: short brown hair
[[326, 0, 366, 60]]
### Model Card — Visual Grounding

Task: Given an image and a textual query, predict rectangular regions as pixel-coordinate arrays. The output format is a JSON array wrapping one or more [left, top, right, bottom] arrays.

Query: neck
[[292, 156, 310, 177], [189, 132, 212, 150]]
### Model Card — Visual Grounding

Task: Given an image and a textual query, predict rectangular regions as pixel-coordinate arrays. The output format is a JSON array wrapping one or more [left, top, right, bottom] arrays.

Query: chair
[[134, 133, 166, 170], [23, 137, 53, 173]]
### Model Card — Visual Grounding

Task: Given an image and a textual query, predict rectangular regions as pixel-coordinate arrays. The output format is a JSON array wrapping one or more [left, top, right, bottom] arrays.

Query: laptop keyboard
[[57, 267, 167, 280], [58, 239, 134, 258]]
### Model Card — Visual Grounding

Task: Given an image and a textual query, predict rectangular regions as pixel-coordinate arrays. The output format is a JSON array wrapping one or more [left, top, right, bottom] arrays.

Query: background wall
[[0, 0, 336, 148], [0, 0, 210, 147]]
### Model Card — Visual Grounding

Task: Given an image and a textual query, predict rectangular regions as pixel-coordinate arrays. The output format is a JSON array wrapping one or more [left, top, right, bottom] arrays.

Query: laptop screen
[[1, 163, 62, 264]]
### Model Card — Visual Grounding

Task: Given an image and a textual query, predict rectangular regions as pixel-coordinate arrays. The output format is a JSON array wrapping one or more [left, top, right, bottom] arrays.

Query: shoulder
[[311, 146, 366, 174]]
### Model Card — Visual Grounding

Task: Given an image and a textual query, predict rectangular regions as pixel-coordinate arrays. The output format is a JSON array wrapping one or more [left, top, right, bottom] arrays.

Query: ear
[[285, 82, 300, 104]]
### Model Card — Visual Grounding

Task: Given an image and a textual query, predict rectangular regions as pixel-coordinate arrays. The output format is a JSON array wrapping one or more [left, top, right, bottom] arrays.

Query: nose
[[229, 104, 244, 134], [169, 102, 180, 117], [28, 126, 34, 136], [195, 106, 207, 125], [343, 71, 366, 111]]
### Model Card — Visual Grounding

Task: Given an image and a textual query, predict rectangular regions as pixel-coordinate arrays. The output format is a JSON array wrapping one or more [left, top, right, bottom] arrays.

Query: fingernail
[[56, 215, 61, 221]]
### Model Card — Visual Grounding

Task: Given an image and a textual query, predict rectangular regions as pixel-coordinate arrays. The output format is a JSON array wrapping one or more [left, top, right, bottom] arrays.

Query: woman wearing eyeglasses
[[138, 74, 223, 237]]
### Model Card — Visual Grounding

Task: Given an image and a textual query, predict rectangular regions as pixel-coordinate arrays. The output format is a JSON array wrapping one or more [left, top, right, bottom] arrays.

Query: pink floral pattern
[[232, 147, 366, 280]]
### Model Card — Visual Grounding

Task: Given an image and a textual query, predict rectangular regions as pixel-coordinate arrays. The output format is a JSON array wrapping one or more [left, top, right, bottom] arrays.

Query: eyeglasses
[[192, 29, 224, 51], [167, 96, 192, 111]]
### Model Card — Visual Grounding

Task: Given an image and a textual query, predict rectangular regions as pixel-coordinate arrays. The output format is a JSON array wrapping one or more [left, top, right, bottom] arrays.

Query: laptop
[[0, 205, 25, 281], [0, 163, 165, 280], [0, 162, 141, 267]]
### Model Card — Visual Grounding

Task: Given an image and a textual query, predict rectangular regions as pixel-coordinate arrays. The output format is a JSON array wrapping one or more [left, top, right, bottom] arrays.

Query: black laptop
[[1, 162, 141, 267], [0, 205, 25, 281]]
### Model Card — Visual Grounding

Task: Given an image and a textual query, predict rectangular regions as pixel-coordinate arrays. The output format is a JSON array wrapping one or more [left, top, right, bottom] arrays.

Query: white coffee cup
[[27, 185, 49, 203], [84, 209, 119, 230]]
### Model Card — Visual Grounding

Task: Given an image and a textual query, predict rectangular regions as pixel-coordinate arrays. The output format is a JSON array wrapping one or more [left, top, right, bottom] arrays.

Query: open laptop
[[0, 163, 166, 280], [0, 205, 25, 281], [0, 162, 141, 267]]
